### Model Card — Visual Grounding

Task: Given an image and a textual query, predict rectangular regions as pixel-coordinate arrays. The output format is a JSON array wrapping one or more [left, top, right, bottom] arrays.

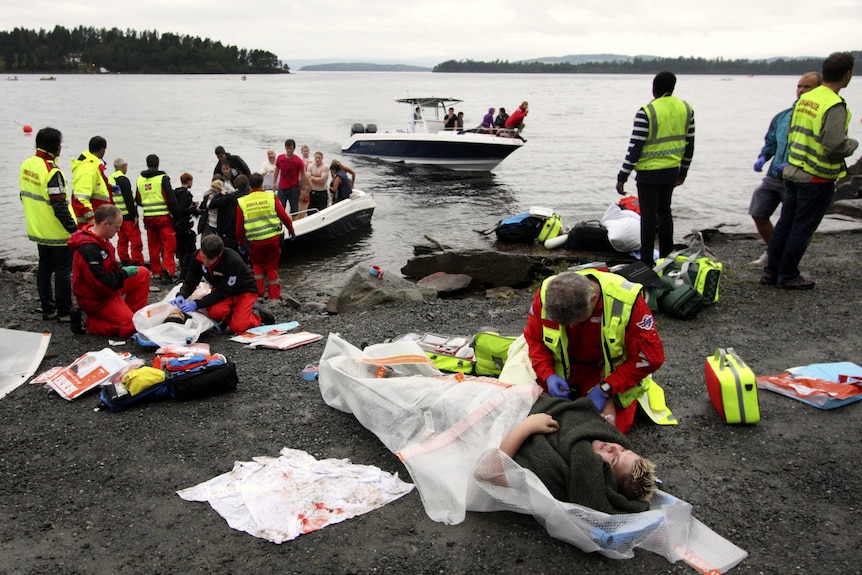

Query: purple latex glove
[[179, 300, 198, 314], [546, 374, 570, 398], [753, 156, 767, 172], [586, 384, 609, 411], [169, 295, 185, 308]]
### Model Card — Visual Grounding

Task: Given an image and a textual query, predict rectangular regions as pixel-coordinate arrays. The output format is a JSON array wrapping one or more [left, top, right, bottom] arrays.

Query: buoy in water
[[544, 233, 568, 250], [22, 124, 32, 133]]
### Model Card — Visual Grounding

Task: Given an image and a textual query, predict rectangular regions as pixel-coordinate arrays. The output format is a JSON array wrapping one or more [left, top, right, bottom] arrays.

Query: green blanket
[[514, 396, 650, 514]]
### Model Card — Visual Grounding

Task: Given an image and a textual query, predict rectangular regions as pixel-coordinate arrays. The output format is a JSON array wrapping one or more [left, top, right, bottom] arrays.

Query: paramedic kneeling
[[68, 205, 150, 337], [523, 270, 665, 434], [171, 234, 266, 334]]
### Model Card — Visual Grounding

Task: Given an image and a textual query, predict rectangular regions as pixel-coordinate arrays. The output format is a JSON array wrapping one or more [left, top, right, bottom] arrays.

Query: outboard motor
[[351, 123, 365, 136], [365, 123, 378, 134]]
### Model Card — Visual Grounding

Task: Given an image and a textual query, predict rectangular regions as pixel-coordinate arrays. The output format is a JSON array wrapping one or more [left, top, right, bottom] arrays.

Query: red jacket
[[68, 226, 127, 302], [523, 285, 665, 433]]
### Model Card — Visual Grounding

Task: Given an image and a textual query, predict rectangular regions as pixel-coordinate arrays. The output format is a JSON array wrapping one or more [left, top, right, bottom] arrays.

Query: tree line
[[433, 53, 862, 75], [1, 26, 289, 74]]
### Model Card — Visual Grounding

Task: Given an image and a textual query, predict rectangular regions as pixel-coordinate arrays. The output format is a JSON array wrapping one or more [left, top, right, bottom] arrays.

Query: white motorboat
[[341, 97, 525, 172], [283, 189, 376, 249]]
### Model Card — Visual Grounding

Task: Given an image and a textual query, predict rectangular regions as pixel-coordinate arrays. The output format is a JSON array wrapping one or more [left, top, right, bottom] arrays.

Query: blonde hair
[[620, 457, 656, 502]]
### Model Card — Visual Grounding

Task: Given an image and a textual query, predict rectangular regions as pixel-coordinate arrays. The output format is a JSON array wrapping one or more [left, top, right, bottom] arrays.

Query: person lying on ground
[[494, 395, 656, 514]]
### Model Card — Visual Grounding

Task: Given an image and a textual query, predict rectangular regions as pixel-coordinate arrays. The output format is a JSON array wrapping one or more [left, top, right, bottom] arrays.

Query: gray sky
[[3, 0, 860, 68]]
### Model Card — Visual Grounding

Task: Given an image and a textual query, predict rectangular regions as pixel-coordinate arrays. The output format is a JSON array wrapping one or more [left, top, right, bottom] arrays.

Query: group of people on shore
[[19, 133, 356, 339], [616, 51, 857, 291], [503, 51, 858, 512]]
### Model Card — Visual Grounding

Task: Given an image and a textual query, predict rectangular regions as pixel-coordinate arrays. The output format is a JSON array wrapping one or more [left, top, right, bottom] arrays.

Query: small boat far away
[[282, 189, 376, 252], [341, 97, 525, 172]]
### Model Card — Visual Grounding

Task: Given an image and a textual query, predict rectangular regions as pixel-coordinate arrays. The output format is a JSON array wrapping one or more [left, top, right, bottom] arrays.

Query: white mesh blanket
[[318, 333, 747, 571]]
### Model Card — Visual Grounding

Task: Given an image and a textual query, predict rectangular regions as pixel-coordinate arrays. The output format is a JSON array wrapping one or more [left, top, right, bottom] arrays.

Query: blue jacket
[[760, 105, 793, 179]]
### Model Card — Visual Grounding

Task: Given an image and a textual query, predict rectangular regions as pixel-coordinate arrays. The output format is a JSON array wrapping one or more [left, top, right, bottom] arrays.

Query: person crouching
[[170, 235, 273, 333], [67, 205, 150, 337]]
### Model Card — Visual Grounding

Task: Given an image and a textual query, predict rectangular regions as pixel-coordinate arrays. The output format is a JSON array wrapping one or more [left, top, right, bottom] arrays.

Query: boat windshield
[[398, 98, 461, 134]]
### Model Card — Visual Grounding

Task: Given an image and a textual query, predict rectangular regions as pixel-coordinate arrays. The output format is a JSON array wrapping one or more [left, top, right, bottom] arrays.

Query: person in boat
[[413, 106, 421, 120], [170, 234, 274, 333], [456, 112, 465, 132], [519, 270, 665, 434], [67, 205, 150, 337], [236, 173, 295, 302], [212, 145, 250, 178], [272, 138, 310, 216], [308, 151, 330, 215], [329, 160, 353, 204], [494, 107, 509, 130], [444, 107, 457, 131], [503, 101, 529, 135], [260, 149, 277, 190], [480, 107, 496, 134], [495, 395, 656, 513]]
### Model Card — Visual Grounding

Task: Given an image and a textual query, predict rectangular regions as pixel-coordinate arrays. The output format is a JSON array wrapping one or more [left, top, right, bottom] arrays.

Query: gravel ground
[[1, 230, 861, 575]]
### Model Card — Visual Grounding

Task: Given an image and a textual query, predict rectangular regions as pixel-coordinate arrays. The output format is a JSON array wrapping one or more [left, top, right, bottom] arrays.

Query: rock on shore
[[1, 230, 861, 575]]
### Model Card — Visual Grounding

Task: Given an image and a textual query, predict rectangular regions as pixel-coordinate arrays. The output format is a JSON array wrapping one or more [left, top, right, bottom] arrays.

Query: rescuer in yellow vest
[[135, 154, 179, 283], [522, 270, 666, 434], [71, 136, 114, 229], [762, 51, 859, 290], [236, 173, 295, 301], [19, 127, 78, 322], [108, 157, 144, 266], [616, 72, 695, 267]]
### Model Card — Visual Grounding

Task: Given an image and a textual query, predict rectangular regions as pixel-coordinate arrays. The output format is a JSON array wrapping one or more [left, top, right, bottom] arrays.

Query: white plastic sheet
[[0, 327, 50, 399], [318, 333, 747, 571], [132, 285, 215, 347]]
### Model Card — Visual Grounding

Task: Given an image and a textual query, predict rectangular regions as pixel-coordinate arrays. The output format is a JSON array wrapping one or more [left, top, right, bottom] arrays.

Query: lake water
[[2, 72, 860, 289]]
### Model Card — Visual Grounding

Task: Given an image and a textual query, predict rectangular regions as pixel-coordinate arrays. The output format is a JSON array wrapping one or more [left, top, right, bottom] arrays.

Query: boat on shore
[[341, 97, 525, 172], [283, 189, 376, 250]]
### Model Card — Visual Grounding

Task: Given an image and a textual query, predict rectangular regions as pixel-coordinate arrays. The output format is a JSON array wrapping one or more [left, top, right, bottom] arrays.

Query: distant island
[[300, 63, 430, 72], [0, 26, 289, 74], [433, 52, 862, 75]]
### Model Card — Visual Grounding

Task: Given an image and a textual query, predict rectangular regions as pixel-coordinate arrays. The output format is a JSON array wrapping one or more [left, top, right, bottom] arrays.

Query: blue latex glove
[[180, 300, 198, 314], [774, 162, 788, 174], [112, 185, 121, 193], [121, 266, 138, 277], [289, 230, 296, 241], [169, 295, 186, 308], [546, 374, 570, 398], [753, 156, 767, 172], [586, 384, 609, 412], [238, 245, 248, 256]]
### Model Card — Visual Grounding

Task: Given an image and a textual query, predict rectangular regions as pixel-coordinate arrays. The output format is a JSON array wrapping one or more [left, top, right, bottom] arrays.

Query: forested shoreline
[[1, 26, 289, 74], [434, 52, 862, 75]]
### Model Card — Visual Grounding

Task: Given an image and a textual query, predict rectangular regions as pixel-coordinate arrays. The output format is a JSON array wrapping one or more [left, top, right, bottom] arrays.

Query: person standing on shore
[[748, 72, 822, 266], [71, 136, 114, 230], [616, 72, 695, 267], [108, 157, 144, 266], [260, 149, 277, 190], [763, 52, 859, 290], [173, 173, 198, 283], [236, 173, 295, 301], [19, 127, 78, 322], [67, 205, 149, 337], [136, 154, 179, 284]]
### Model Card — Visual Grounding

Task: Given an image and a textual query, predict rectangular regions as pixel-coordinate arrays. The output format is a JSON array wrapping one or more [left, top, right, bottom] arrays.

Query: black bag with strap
[[566, 220, 615, 252]]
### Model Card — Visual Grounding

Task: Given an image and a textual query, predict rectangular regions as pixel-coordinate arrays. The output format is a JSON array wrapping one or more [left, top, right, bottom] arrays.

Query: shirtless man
[[307, 151, 330, 215]]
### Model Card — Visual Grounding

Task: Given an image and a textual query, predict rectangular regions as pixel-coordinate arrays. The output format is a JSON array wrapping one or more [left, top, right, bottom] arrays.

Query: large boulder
[[401, 249, 557, 288], [328, 264, 437, 313]]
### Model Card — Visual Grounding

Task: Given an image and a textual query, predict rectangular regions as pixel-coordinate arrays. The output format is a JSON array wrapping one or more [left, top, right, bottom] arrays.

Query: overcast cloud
[[3, 0, 860, 68]]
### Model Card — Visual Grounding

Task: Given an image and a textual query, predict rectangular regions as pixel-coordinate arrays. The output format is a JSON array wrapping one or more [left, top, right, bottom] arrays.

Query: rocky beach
[[1, 227, 861, 575]]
